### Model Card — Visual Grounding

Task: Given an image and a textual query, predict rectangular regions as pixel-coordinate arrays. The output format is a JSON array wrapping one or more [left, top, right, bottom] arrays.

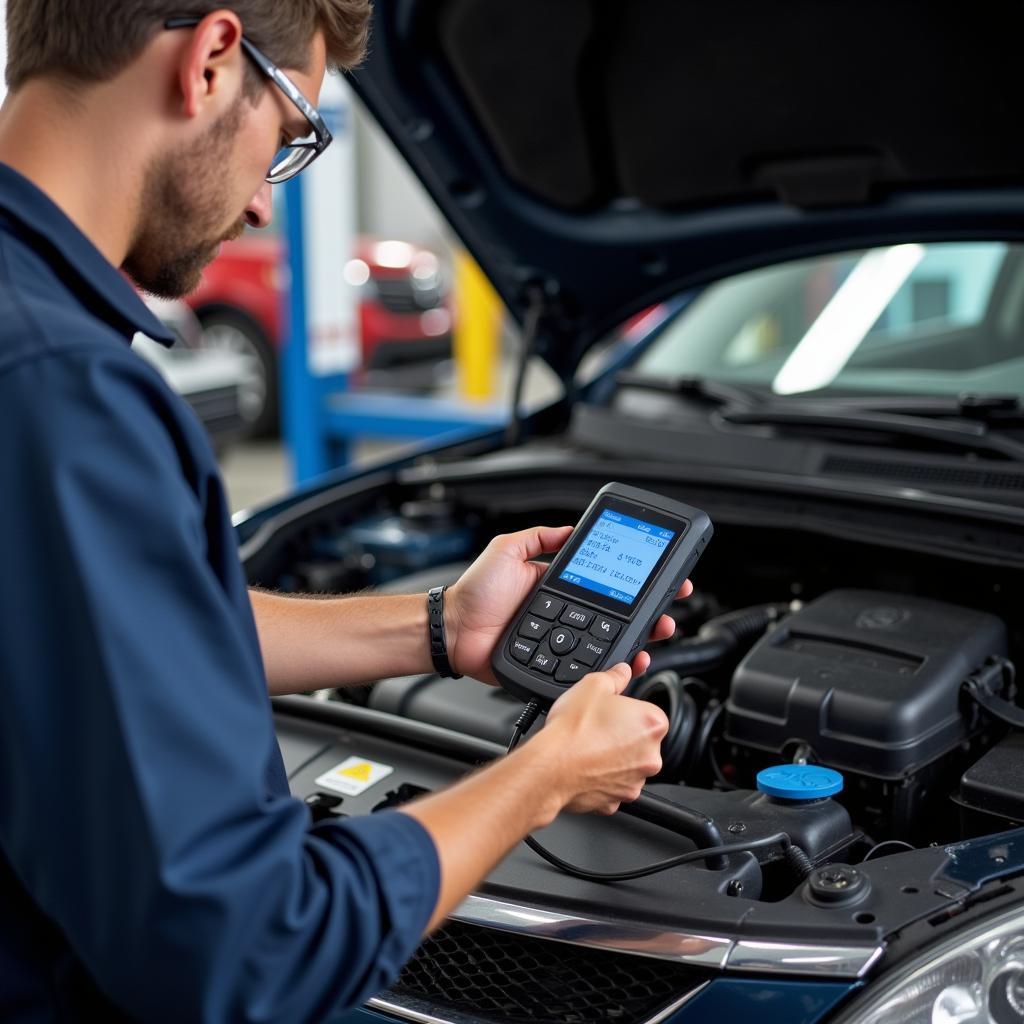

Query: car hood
[[348, 0, 1024, 379]]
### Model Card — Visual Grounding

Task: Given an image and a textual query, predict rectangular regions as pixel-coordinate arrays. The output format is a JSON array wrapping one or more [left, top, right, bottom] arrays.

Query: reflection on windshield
[[772, 244, 924, 395], [635, 242, 1016, 401]]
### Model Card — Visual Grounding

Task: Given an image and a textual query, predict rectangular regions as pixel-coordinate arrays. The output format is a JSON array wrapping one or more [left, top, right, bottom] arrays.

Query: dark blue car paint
[[347, 2, 1024, 382], [939, 826, 1024, 888]]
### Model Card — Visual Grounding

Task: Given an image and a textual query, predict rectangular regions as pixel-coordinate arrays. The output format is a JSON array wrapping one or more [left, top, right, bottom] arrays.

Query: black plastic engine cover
[[726, 589, 1007, 779]]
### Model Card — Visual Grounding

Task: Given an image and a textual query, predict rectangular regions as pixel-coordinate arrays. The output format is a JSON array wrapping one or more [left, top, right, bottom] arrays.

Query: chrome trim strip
[[725, 939, 885, 979], [449, 894, 731, 968], [367, 994, 481, 1024], [449, 894, 884, 978], [644, 980, 712, 1024]]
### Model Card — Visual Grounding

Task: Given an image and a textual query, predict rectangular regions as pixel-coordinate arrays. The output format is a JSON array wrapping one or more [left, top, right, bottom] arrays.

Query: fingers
[[649, 614, 675, 642], [631, 650, 651, 677], [577, 661, 632, 696], [499, 525, 573, 561], [604, 661, 632, 694], [677, 578, 694, 600]]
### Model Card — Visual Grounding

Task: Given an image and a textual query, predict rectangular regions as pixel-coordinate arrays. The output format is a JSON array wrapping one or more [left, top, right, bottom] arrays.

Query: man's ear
[[176, 11, 245, 119]]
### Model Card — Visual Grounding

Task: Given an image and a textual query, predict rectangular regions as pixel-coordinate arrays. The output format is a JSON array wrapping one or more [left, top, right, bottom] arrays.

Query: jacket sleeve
[[0, 347, 439, 1023]]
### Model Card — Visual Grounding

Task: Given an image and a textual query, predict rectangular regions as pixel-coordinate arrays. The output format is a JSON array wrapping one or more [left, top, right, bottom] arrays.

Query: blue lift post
[[280, 87, 505, 485]]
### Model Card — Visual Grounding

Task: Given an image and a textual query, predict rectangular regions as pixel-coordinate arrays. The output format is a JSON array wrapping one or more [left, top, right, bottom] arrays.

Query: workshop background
[[0, 8, 561, 514]]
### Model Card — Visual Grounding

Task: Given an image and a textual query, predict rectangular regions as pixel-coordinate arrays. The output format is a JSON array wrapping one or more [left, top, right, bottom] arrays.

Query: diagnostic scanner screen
[[559, 509, 675, 605]]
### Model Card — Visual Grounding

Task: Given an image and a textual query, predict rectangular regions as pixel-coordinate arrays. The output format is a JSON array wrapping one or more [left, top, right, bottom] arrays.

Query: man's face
[[124, 33, 326, 298]]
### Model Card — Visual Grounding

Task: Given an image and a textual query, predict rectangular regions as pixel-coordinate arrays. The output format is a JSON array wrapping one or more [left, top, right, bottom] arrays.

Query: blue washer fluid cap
[[756, 764, 844, 800]]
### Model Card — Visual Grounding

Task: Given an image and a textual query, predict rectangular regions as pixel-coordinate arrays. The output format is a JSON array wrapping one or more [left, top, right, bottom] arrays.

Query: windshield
[[633, 242, 1024, 399]]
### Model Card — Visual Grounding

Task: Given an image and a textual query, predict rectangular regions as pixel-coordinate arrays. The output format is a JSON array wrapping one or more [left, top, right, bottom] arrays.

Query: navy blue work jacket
[[0, 164, 439, 1023]]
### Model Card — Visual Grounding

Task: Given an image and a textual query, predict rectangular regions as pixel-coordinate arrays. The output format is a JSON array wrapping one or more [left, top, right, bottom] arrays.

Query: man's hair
[[6, 0, 371, 92]]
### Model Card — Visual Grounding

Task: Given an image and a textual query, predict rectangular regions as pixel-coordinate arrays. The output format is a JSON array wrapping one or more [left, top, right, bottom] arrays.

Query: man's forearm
[[398, 729, 568, 933], [250, 589, 439, 695]]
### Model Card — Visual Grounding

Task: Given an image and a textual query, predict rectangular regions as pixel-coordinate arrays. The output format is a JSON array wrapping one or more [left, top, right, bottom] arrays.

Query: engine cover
[[726, 589, 1007, 779]]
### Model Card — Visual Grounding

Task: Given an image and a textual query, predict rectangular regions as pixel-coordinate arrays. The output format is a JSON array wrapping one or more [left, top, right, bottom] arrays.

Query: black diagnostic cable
[[506, 704, 814, 883], [863, 839, 916, 862], [505, 286, 546, 447]]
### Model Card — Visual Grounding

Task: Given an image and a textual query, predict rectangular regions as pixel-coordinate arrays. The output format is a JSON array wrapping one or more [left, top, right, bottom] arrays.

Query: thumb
[[603, 661, 632, 695]]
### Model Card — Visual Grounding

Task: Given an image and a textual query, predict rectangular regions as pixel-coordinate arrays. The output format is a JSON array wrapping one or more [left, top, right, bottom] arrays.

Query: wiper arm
[[615, 372, 762, 408], [789, 392, 1023, 422], [721, 404, 1024, 462]]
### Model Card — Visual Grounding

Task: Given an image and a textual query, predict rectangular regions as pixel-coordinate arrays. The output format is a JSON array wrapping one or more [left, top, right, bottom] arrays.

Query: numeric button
[[555, 659, 587, 684], [560, 606, 593, 630], [590, 617, 621, 641], [529, 595, 565, 620], [530, 650, 559, 675], [575, 637, 609, 667], [517, 616, 549, 641], [549, 628, 577, 656], [509, 637, 536, 664]]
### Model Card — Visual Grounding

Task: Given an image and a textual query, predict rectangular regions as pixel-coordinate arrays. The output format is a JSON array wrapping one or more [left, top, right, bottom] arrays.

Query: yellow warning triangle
[[339, 762, 372, 781]]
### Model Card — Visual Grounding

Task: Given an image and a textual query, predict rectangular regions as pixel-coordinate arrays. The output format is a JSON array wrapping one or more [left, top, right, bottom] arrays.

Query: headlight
[[834, 905, 1024, 1023]]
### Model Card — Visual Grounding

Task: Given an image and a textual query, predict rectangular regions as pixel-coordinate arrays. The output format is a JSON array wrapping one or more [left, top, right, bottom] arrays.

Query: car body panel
[[234, 5, 1024, 1023], [348, 0, 1024, 379]]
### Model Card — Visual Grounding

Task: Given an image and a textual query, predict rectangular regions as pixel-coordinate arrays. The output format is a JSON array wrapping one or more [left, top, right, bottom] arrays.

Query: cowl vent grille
[[383, 920, 708, 1024], [822, 455, 1024, 491]]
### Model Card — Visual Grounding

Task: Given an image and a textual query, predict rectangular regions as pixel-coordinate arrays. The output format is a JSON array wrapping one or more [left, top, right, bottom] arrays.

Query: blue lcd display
[[559, 509, 675, 605]]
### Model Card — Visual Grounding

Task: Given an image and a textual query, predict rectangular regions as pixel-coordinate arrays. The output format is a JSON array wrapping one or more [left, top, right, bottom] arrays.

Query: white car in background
[[134, 296, 248, 455]]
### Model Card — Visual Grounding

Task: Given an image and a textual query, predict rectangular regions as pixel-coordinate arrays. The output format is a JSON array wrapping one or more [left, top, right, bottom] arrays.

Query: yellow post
[[452, 250, 501, 402]]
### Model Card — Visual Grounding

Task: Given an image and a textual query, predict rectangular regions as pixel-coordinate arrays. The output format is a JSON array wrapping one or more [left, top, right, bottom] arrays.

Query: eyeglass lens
[[268, 137, 320, 184]]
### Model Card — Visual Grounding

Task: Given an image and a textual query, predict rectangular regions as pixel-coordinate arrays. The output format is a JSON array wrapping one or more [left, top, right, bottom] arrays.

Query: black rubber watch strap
[[428, 585, 462, 679]]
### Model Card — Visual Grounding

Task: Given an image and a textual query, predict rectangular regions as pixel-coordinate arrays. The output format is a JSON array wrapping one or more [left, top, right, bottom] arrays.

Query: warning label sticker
[[315, 756, 394, 797]]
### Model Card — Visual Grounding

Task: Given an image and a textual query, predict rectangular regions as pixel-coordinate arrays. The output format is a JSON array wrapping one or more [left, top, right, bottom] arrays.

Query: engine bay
[[252, 458, 1024, 938]]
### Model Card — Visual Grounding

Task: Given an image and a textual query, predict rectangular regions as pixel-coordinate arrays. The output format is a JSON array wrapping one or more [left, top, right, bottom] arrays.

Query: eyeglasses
[[164, 16, 333, 183]]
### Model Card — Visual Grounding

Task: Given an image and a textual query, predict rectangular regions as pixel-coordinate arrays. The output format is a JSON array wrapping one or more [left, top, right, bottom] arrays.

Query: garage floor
[[219, 439, 407, 515]]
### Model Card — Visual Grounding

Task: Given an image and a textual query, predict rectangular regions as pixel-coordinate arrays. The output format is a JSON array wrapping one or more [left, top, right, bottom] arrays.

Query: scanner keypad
[[508, 592, 623, 685]]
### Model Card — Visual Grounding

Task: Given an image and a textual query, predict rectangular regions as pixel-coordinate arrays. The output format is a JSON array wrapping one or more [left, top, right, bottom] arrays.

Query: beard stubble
[[123, 98, 250, 299]]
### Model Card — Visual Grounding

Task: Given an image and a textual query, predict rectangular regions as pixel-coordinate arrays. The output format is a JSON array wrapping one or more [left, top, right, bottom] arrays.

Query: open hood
[[348, 0, 1024, 379]]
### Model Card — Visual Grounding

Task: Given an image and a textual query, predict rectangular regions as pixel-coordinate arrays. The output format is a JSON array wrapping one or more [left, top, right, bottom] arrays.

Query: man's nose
[[244, 181, 273, 229]]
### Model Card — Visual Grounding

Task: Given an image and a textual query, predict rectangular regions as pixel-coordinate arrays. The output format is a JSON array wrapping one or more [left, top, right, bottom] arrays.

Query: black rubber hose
[[619, 790, 728, 870], [630, 671, 698, 782], [646, 603, 789, 677]]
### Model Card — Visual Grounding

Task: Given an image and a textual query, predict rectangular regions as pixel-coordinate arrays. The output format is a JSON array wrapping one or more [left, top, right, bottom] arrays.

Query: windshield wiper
[[615, 371, 762, 408], [616, 374, 1024, 459], [786, 392, 1024, 422], [721, 403, 1024, 462]]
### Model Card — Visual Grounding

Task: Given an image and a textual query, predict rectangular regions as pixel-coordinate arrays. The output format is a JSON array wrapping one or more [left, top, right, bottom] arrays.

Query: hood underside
[[348, 0, 1024, 377]]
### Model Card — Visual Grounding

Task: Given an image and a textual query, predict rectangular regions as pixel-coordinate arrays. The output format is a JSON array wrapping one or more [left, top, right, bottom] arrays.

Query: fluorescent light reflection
[[772, 243, 925, 395]]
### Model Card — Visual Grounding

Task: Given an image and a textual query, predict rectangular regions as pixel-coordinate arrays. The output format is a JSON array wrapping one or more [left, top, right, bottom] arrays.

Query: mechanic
[[0, 3, 685, 1021]]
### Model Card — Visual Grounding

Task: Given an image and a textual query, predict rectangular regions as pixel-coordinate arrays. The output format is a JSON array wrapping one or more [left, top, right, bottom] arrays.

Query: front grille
[[822, 454, 1024, 491], [382, 921, 708, 1024]]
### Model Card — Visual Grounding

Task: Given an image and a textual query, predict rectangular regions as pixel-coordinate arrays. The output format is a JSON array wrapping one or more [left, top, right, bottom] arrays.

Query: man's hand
[[540, 662, 669, 815], [445, 525, 692, 684], [400, 660, 670, 931]]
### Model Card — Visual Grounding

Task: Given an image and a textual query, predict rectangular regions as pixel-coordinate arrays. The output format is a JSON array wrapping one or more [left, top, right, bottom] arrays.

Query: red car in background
[[186, 234, 453, 436]]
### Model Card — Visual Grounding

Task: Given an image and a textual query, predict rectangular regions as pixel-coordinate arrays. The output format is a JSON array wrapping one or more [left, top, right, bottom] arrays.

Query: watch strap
[[427, 585, 462, 679]]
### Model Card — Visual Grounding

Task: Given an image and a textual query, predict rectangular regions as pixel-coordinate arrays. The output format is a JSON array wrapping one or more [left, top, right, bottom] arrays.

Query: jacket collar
[[0, 163, 176, 345]]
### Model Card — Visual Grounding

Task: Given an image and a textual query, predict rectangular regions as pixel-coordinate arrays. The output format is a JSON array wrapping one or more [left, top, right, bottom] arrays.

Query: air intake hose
[[646, 603, 789, 678]]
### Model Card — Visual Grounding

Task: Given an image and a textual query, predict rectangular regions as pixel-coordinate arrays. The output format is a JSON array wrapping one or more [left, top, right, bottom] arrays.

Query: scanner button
[[509, 637, 536, 664], [549, 628, 577, 655], [555, 659, 587, 684], [575, 638, 609, 666], [560, 606, 593, 629], [529, 651, 559, 675], [529, 595, 565, 620], [518, 617, 549, 641], [590, 617, 621, 641]]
